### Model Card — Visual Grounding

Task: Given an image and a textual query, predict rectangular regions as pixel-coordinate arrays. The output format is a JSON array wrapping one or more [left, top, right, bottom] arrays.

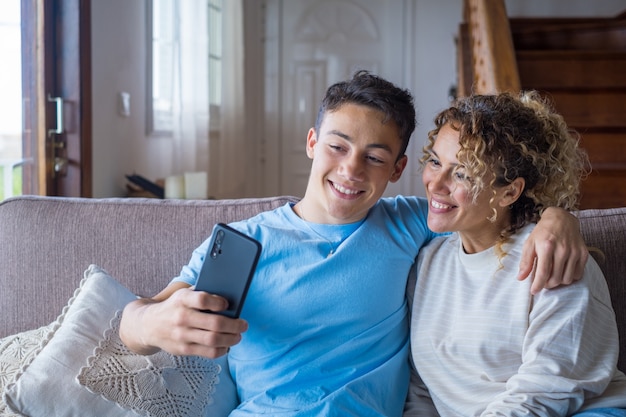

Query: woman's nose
[[429, 170, 453, 194]]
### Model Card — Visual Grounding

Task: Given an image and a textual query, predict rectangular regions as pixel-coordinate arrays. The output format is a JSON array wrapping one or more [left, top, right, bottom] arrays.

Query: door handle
[[48, 96, 66, 177], [47, 95, 63, 137]]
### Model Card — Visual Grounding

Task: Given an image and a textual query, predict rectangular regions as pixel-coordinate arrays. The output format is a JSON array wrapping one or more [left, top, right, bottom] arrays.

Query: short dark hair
[[314, 70, 416, 161]]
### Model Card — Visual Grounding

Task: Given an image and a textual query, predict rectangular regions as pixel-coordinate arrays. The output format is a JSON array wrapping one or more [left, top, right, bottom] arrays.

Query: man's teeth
[[333, 183, 360, 195], [431, 200, 452, 209]]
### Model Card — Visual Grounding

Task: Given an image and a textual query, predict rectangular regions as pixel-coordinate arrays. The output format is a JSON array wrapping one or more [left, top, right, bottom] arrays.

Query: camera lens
[[210, 242, 220, 258]]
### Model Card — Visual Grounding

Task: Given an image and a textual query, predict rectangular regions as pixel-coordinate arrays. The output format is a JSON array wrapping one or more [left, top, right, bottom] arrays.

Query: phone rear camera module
[[210, 242, 222, 258], [211, 229, 226, 258]]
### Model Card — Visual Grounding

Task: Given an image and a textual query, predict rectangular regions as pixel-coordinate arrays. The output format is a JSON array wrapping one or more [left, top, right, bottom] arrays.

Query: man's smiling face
[[298, 103, 407, 224]]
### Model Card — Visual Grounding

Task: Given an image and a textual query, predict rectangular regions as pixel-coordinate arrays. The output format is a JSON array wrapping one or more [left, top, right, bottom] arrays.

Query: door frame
[[21, 0, 92, 197]]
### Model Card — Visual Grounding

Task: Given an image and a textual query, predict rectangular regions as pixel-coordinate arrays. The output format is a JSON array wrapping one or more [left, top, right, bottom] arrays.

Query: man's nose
[[339, 153, 365, 181]]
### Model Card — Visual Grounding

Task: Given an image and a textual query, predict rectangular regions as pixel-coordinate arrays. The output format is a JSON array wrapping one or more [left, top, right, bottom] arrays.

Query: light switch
[[118, 92, 130, 117]]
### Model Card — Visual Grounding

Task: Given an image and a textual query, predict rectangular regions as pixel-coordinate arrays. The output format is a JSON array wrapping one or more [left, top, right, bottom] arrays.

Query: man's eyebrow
[[327, 129, 350, 140], [326, 129, 394, 153], [368, 143, 393, 154]]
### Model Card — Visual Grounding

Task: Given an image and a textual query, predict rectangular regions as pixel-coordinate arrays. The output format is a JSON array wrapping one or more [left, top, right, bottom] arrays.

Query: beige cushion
[[3, 265, 238, 417], [0, 323, 53, 416]]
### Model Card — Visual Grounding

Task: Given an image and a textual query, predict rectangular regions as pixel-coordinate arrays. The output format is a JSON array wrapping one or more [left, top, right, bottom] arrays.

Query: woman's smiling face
[[422, 123, 511, 253]]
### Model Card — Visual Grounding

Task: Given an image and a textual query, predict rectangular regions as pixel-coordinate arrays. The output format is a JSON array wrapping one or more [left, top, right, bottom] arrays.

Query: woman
[[405, 92, 626, 416]]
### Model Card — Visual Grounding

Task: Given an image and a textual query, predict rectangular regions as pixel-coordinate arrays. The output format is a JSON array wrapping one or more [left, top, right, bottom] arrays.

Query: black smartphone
[[194, 223, 262, 318]]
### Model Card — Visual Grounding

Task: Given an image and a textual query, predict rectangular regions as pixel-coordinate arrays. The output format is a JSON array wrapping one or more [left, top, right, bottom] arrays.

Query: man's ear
[[390, 155, 408, 183], [499, 177, 525, 207], [305, 128, 317, 159]]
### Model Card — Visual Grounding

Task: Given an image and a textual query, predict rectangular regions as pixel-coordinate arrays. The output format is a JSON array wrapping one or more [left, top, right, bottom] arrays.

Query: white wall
[[91, 0, 180, 197], [89, 0, 626, 198], [407, 0, 461, 199], [91, 0, 142, 197]]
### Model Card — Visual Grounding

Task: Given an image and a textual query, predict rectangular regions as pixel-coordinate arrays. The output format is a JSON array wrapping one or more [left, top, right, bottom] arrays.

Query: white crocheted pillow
[[0, 323, 54, 417], [3, 264, 238, 417]]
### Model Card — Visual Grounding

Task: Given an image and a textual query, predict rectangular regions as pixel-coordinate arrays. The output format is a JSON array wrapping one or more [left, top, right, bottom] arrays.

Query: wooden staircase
[[458, 0, 626, 209]]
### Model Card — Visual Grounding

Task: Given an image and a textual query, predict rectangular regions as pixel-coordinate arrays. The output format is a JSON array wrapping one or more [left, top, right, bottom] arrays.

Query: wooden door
[[21, 0, 91, 197]]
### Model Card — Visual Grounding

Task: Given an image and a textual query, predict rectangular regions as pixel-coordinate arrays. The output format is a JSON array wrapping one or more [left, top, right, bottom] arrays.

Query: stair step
[[579, 129, 626, 210], [580, 132, 626, 166], [510, 14, 626, 51], [580, 169, 626, 209], [517, 50, 626, 89], [534, 91, 626, 129]]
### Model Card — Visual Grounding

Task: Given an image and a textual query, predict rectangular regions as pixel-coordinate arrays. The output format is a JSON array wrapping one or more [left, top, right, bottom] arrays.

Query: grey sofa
[[0, 195, 624, 375]]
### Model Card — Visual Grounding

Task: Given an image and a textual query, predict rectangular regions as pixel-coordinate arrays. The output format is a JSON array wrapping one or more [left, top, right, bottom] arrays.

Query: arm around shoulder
[[519, 207, 588, 294]]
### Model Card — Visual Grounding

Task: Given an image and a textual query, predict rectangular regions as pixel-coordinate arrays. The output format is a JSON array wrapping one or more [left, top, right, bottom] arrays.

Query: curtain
[[166, 0, 245, 198], [171, 0, 210, 174], [216, 0, 246, 198]]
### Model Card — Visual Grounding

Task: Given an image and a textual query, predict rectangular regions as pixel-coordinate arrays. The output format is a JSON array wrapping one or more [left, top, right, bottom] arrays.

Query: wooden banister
[[462, 0, 520, 95]]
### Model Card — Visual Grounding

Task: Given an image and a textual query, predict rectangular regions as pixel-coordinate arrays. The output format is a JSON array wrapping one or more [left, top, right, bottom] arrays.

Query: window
[[147, 0, 177, 135], [147, 0, 222, 136], [208, 0, 222, 132]]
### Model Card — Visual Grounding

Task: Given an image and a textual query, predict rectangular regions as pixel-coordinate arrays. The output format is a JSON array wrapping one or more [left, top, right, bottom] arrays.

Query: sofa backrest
[[0, 196, 624, 371], [0, 196, 298, 337], [577, 207, 626, 372]]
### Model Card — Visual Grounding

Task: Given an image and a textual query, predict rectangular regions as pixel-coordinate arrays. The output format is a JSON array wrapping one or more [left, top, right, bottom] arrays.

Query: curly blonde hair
[[420, 91, 590, 254]]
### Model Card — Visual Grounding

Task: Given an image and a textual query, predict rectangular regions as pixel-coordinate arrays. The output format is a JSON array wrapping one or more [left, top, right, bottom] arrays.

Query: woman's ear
[[499, 177, 525, 207]]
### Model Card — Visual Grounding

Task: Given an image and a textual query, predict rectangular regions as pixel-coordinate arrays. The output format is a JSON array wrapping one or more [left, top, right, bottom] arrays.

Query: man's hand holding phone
[[121, 223, 259, 359], [120, 282, 248, 360]]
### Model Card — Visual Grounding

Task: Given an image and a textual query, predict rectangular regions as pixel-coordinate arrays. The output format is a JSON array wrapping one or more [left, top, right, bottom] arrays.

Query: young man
[[120, 72, 587, 416]]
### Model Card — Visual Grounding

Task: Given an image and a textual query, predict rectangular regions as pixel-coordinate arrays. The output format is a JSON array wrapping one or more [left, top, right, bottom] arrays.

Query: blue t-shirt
[[173, 196, 435, 416]]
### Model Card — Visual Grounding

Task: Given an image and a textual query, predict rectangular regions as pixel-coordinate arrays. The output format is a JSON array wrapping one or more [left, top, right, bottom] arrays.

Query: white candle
[[165, 175, 185, 199], [184, 171, 208, 200]]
